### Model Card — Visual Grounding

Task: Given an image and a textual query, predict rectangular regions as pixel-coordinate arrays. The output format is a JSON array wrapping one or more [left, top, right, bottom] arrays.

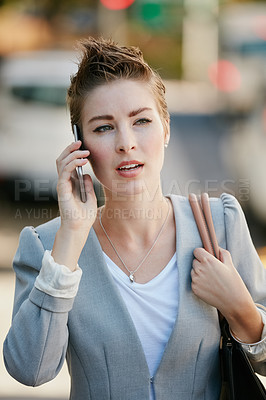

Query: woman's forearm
[[51, 226, 90, 271]]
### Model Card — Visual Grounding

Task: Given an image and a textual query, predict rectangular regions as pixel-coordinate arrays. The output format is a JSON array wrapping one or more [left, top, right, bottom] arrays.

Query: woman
[[3, 37, 266, 400]]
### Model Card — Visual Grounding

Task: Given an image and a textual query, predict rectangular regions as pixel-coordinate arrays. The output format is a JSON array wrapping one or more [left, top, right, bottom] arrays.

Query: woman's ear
[[164, 119, 170, 147]]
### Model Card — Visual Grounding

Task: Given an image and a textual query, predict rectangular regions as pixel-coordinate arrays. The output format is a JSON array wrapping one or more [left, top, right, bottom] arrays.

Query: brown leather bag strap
[[188, 193, 220, 259]]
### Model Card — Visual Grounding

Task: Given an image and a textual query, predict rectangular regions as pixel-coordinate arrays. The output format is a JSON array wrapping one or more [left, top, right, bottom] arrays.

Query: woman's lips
[[116, 161, 144, 178]]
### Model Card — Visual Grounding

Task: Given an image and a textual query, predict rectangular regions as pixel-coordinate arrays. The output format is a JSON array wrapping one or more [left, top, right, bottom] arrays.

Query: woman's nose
[[115, 128, 136, 153]]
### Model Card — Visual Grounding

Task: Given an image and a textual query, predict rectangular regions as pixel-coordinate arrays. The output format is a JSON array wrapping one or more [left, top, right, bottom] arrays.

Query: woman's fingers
[[191, 247, 229, 286], [60, 157, 89, 181], [62, 149, 90, 167], [56, 141, 91, 202], [219, 248, 232, 265], [56, 140, 82, 164], [191, 258, 202, 274], [56, 144, 90, 182], [56, 141, 90, 174], [55, 142, 98, 235], [191, 246, 251, 317], [193, 247, 213, 262], [70, 174, 95, 200]]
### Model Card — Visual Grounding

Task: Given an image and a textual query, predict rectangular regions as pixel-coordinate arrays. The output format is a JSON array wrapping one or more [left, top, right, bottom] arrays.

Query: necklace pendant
[[129, 274, 134, 283]]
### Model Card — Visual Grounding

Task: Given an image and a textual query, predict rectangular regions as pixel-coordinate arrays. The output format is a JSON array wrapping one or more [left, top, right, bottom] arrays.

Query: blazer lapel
[[154, 195, 220, 396], [76, 227, 151, 377]]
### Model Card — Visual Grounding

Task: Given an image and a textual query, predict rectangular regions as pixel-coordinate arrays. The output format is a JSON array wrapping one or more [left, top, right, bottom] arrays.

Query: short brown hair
[[67, 37, 169, 129]]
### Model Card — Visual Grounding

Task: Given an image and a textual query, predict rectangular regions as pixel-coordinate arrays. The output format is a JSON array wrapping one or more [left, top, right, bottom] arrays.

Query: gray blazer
[[3, 194, 266, 400]]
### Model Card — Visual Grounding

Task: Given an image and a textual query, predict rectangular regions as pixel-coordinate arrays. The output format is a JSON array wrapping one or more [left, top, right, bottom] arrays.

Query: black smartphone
[[72, 124, 87, 203]]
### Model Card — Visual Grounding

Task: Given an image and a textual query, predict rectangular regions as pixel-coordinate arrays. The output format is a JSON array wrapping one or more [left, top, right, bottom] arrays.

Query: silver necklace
[[99, 199, 170, 283]]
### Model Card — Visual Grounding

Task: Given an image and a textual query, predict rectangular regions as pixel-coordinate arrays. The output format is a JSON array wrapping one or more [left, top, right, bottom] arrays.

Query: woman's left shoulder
[[218, 192, 242, 212], [168, 192, 245, 223], [211, 192, 246, 224]]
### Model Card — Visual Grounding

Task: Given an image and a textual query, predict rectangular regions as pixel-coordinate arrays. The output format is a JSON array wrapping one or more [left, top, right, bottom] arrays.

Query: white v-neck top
[[103, 252, 178, 380]]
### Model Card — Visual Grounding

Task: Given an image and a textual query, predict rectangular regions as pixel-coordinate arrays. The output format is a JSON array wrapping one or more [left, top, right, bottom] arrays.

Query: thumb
[[83, 174, 94, 193], [219, 247, 232, 265]]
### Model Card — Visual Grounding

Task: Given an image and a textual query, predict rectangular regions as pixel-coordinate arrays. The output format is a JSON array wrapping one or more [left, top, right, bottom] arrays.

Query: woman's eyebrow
[[87, 107, 152, 124], [128, 107, 152, 117], [88, 114, 114, 123]]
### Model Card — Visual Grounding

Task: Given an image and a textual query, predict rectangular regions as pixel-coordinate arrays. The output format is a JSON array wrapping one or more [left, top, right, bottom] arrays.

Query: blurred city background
[[1, 0, 266, 398]]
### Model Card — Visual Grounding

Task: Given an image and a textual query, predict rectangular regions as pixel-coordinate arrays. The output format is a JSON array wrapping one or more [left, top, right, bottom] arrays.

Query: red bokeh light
[[253, 16, 266, 41], [208, 60, 241, 92], [100, 0, 135, 10]]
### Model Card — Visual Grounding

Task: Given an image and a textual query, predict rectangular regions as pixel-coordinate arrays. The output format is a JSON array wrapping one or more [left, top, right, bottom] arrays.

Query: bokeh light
[[263, 108, 266, 133], [100, 0, 135, 10], [208, 60, 241, 92], [253, 16, 266, 41]]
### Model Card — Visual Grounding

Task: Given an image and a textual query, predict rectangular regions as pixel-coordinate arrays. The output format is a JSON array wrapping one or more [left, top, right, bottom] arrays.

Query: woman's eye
[[93, 124, 113, 133], [135, 118, 152, 126]]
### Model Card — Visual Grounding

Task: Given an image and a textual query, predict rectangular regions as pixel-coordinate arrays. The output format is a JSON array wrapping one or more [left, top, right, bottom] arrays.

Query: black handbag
[[219, 317, 266, 400], [189, 193, 266, 400]]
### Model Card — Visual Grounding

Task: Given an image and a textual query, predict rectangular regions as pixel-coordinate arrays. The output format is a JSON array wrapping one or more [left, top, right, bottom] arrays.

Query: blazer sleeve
[[3, 226, 75, 386], [221, 193, 266, 374]]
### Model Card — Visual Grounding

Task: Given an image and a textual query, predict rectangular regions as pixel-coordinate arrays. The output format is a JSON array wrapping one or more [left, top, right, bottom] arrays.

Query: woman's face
[[81, 79, 169, 199]]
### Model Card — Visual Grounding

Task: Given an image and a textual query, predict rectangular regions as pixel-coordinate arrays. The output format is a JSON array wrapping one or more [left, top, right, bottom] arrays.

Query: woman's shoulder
[[168, 192, 241, 209], [12, 217, 61, 275], [210, 192, 245, 225], [19, 216, 61, 251], [168, 192, 244, 226], [35, 216, 61, 236], [219, 192, 243, 213]]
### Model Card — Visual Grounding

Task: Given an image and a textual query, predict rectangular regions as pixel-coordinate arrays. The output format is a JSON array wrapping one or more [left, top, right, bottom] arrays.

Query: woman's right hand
[[51, 141, 98, 270], [55, 140, 97, 234]]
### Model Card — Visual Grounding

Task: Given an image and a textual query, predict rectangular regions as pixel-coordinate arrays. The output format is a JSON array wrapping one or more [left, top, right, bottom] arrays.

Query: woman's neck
[[99, 188, 170, 244]]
